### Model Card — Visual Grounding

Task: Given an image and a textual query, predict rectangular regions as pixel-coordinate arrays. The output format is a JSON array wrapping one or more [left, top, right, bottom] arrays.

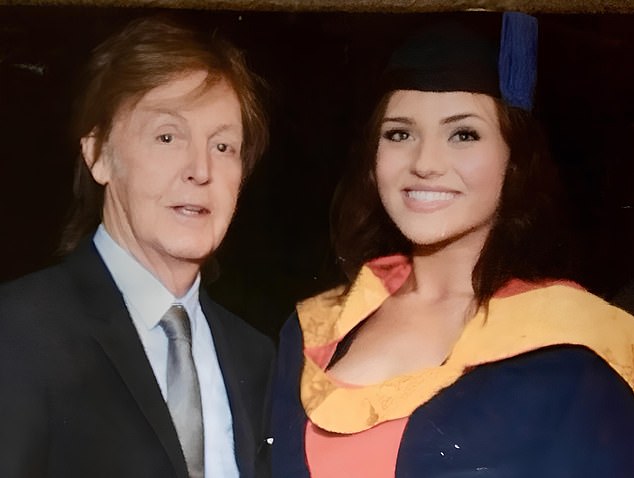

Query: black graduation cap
[[382, 12, 538, 111]]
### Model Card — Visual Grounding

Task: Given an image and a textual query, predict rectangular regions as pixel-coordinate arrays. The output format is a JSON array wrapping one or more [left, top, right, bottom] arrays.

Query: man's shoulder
[[0, 260, 70, 307], [0, 242, 107, 323], [0, 260, 80, 349], [201, 292, 274, 349]]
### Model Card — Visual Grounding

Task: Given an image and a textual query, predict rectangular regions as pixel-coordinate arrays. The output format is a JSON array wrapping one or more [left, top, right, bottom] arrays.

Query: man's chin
[[161, 243, 216, 266]]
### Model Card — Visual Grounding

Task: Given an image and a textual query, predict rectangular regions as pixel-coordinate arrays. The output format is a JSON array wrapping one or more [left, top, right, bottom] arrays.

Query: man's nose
[[184, 142, 210, 184]]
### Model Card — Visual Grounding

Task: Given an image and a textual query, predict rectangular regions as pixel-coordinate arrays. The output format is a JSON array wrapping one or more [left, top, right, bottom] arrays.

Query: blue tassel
[[498, 12, 538, 111]]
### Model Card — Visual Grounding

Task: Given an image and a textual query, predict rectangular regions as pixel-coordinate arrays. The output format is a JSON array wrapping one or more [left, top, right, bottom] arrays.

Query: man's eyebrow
[[140, 107, 185, 119], [210, 123, 242, 136]]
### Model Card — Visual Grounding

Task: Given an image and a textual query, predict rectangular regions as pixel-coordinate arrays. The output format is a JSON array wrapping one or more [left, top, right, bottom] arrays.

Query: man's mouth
[[173, 205, 210, 216]]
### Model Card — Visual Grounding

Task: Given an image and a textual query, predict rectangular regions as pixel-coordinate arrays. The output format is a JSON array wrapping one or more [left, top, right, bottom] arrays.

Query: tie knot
[[160, 304, 192, 343]]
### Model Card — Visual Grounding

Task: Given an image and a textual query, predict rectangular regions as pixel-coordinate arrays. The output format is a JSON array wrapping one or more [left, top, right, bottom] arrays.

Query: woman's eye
[[383, 130, 410, 142], [157, 134, 174, 144], [451, 129, 480, 142], [216, 143, 228, 153]]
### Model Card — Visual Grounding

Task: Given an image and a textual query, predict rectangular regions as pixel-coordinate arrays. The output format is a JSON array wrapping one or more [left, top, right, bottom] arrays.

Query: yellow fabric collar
[[298, 263, 634, 434]]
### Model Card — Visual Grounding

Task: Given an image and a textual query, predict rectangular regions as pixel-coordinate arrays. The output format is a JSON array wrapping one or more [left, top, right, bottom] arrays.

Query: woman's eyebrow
[[441, 113, 481, 125], [381, 116, 414, 125]]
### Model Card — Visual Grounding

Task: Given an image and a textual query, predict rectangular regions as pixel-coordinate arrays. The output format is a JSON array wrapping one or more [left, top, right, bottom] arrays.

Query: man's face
[[85, 71, 243, 282]]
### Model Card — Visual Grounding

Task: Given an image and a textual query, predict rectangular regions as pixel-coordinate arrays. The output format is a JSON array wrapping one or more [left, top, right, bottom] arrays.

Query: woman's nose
[[411, 140, 446, 178]]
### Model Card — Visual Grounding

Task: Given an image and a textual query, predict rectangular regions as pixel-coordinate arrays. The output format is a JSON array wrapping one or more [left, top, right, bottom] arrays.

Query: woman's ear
[[80, 131, 110, 186]]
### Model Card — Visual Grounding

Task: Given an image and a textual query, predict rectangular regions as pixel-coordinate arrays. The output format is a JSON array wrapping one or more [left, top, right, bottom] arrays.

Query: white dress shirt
[[94, 225, 239, 478]]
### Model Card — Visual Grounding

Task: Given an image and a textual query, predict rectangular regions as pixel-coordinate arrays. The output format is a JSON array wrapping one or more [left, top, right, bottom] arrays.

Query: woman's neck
[[405, 227, 489, 303]]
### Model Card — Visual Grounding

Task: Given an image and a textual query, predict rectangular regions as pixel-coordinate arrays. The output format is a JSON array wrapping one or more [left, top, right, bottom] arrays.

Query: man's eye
[[383, 130, 410, 142], [157, 134, 174, 144]]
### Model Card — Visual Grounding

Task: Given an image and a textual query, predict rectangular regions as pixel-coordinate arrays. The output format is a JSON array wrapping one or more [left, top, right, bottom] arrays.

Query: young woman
[[271, 13, 634, 478]]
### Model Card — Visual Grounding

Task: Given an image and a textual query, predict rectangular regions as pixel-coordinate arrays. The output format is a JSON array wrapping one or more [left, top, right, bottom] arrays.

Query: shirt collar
[[93, 224, 201, 330]]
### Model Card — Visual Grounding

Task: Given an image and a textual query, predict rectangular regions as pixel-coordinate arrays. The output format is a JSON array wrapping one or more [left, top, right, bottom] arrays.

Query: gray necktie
[[160, 304, 205, 478]]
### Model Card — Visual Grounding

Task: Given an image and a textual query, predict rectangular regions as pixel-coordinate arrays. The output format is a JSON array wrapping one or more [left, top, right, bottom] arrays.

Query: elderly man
[[0, 17, 274, 478]]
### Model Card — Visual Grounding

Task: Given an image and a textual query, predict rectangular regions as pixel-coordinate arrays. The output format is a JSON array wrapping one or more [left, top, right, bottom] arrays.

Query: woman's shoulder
[[463, 278, 634, 394], [490, 278, 633, 324], [493, 277, 585, 299]]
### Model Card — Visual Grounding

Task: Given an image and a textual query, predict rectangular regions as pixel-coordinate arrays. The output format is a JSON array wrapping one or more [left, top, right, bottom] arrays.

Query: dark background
[[1, 7, 633, 337]]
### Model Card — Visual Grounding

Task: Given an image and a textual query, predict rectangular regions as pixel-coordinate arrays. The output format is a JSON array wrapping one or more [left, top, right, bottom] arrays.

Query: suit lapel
[[64, 241, 189, 478], [201, 293, 255, 478]]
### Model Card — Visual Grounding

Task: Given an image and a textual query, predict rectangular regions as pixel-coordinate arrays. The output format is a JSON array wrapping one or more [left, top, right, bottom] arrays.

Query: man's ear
[[81, 132, 110, 186]]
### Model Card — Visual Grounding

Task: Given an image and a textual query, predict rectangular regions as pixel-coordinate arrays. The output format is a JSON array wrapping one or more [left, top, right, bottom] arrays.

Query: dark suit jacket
[[0, 240, 275, 478]]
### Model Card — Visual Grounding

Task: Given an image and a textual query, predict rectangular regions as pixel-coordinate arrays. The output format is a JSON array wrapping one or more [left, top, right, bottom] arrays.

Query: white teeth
[[406, 190, 455, 202], [180, 206, 204, 215]]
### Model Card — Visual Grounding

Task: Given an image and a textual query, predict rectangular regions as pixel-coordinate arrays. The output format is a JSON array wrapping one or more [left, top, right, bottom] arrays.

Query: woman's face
[[375, 90, 509, 249]]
